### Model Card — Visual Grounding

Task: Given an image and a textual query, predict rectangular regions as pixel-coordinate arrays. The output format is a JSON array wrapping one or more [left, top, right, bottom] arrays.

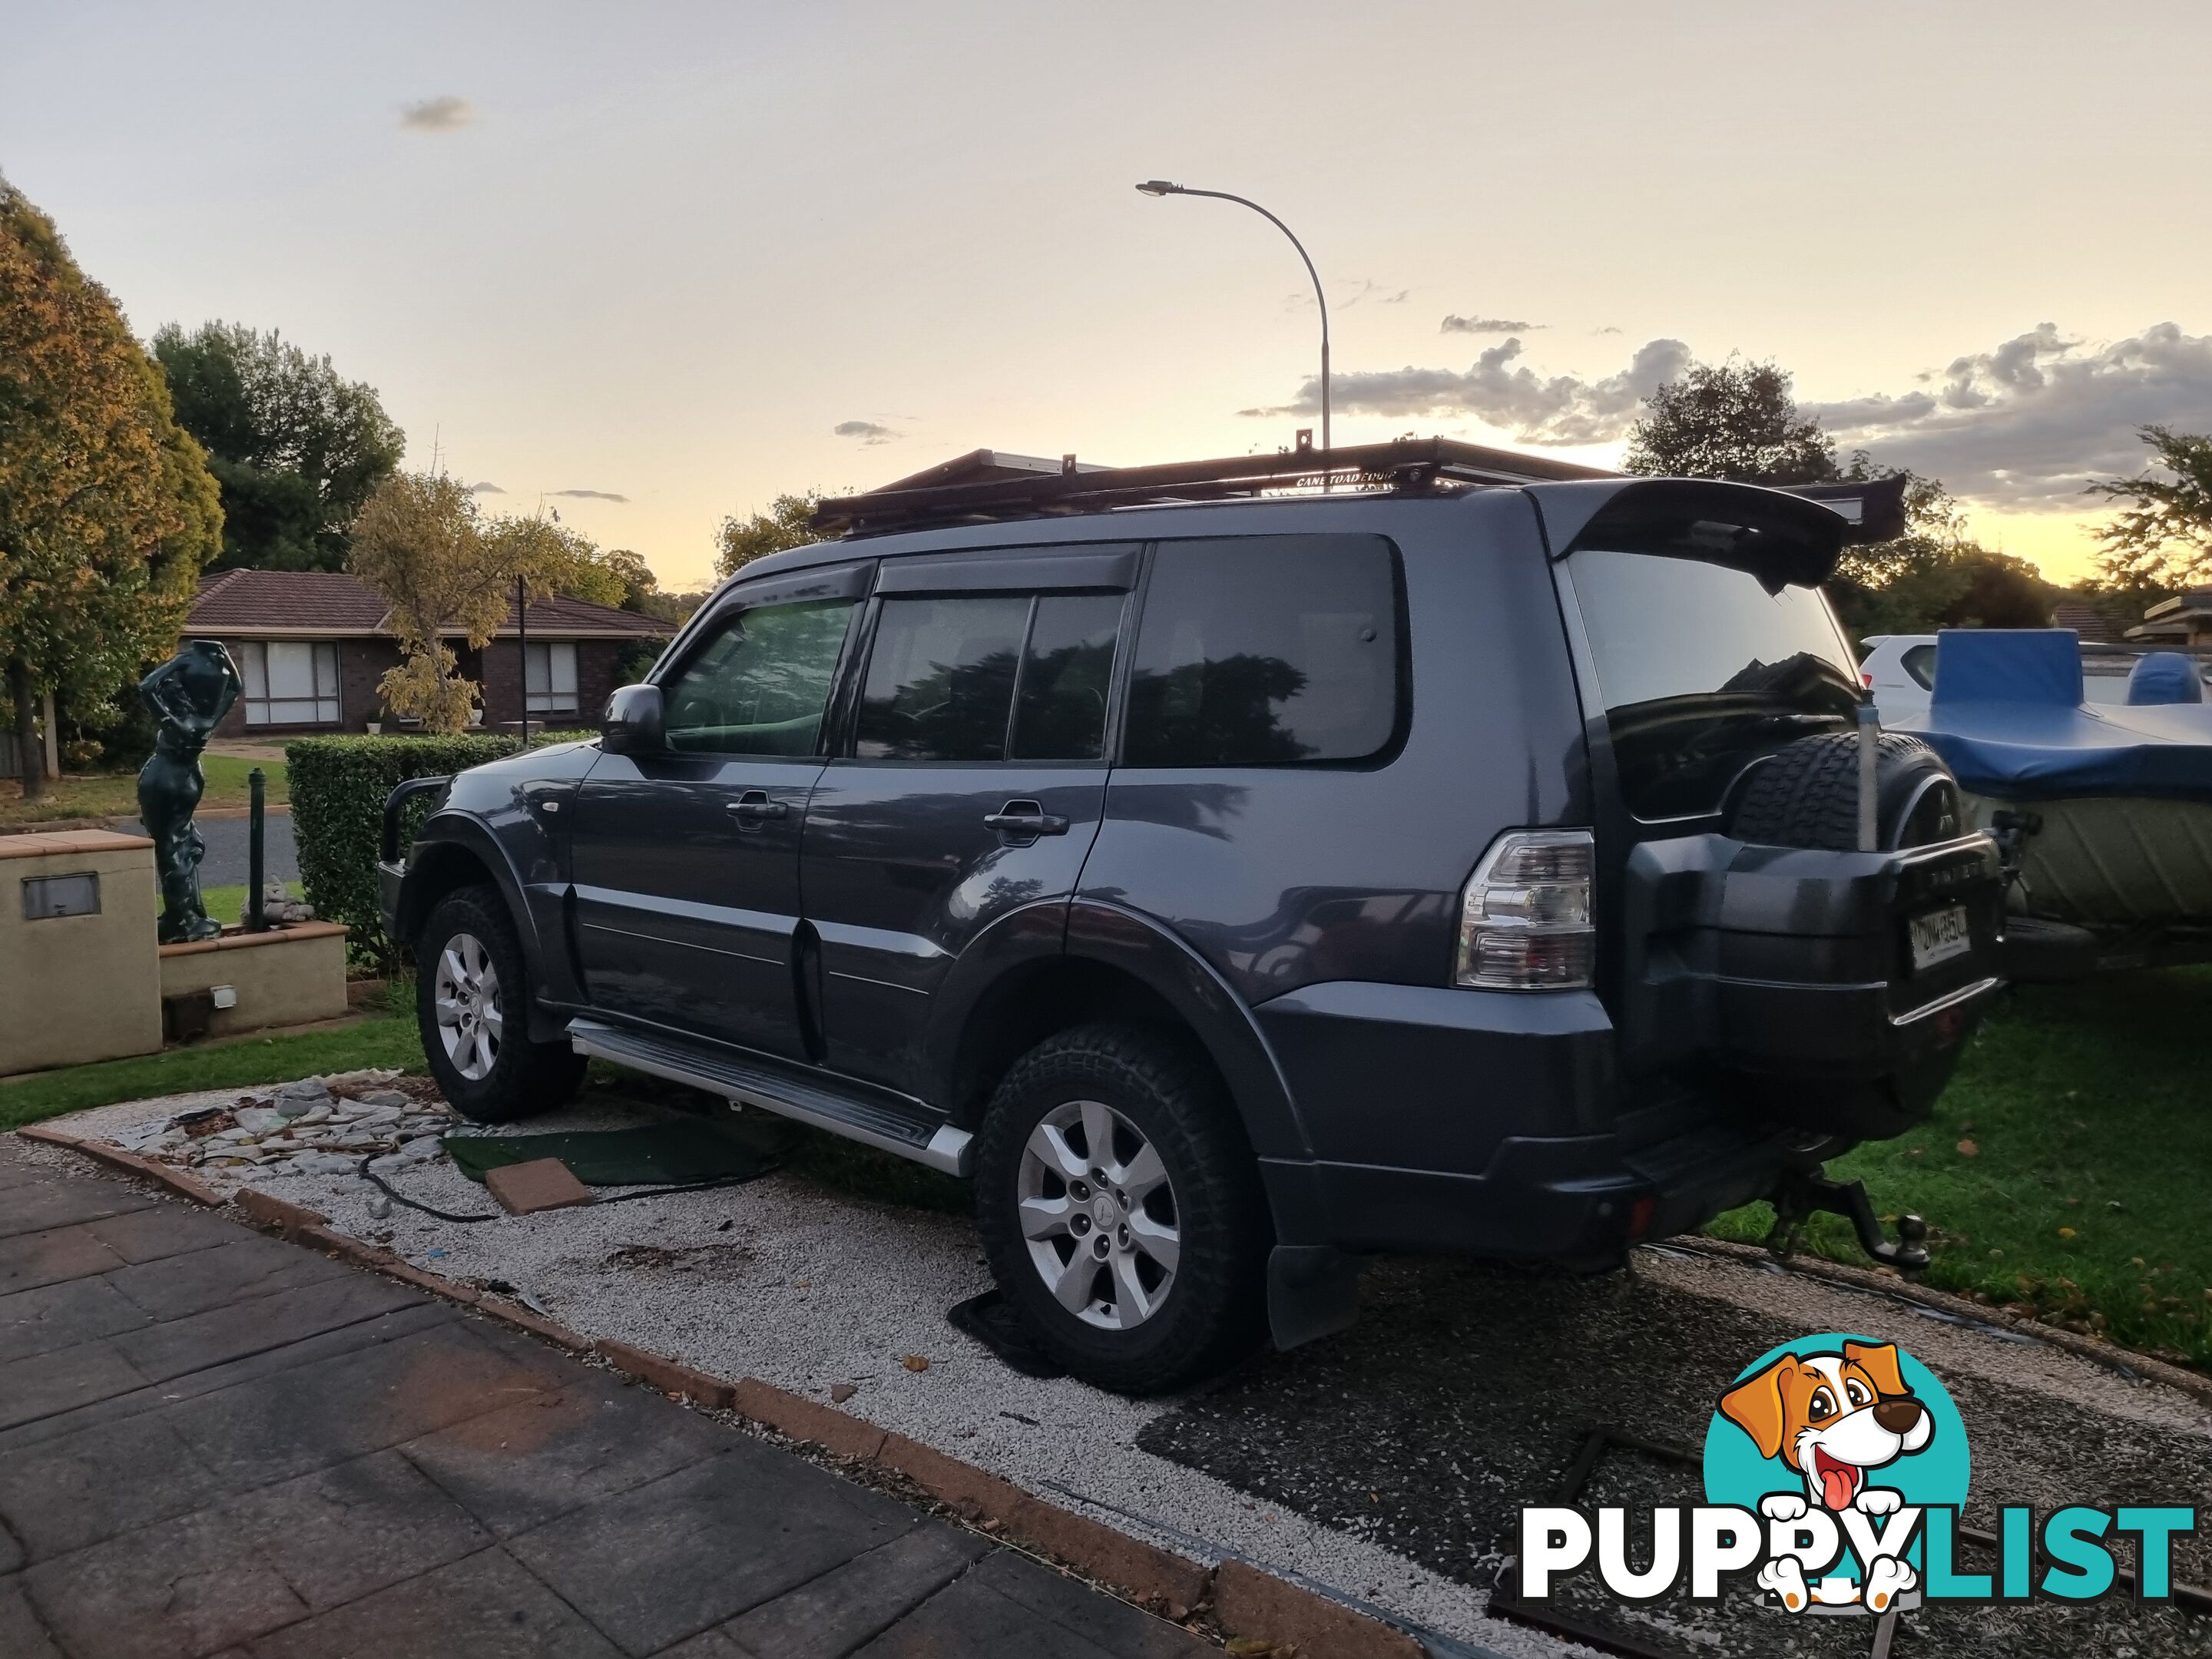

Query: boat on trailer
[[1888, 629, 2212, 977]]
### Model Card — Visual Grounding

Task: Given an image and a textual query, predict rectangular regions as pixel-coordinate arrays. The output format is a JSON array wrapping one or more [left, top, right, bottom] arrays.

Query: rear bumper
[[1259, 1119, 1830, 1261], [1253, 977, 1837, 1260]]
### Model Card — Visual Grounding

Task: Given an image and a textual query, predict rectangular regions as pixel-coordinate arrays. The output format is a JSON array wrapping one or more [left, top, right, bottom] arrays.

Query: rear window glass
[[1125, 535, 1402, 767], [1902, 644, 1936, 689], [1565, 550, 1859, 820]]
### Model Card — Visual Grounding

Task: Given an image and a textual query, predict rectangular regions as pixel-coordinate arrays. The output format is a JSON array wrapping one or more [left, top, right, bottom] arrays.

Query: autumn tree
[[152, 321, 403, 571], [0, 177, 221, 800], [349, 478, 644, 731], [716, 492, 827, 577], [350, 474, 520, 733], [2088, 426, 2212, 608]]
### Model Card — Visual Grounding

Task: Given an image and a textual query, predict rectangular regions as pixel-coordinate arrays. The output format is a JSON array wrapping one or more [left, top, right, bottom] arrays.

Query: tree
[[0, 177, 222, 800], [717, 492, 826, 577], [349, 478, 637, 731], [351, 474, 515, 733], [598, 547, 657, 611], [152, 320, 404, 571], [1624, 359, 1839, 485], [1624, 356, 2048, 637], [503, 519, 627, 609], [2088, 426, 2212, 607]]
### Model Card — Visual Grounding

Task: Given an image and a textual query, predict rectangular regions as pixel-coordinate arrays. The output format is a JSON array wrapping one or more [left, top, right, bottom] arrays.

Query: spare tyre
[[1730, 730, 1964, 852]]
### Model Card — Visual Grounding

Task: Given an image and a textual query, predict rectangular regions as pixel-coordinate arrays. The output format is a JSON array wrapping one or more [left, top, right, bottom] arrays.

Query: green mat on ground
[[442, 1118, 786, 1187]]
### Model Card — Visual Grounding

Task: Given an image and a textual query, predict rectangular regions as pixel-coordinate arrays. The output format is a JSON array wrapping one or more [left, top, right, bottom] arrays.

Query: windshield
[[1564, 549, 1861, 820]]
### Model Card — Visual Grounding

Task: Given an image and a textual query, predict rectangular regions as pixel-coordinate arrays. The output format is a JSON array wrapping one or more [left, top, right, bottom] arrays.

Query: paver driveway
[[0, 1136, 1211, 1659]]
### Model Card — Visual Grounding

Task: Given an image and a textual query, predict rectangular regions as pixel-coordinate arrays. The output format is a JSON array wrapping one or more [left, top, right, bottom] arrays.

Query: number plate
[[1908, 904, 1972, 973]]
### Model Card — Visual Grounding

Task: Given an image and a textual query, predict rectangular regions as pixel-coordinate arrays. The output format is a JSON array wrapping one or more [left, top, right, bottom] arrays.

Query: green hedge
[[287, 732, 595, 972]]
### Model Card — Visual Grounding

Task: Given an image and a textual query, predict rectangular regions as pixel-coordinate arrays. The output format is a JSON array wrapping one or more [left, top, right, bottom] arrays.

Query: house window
[[525, 641, 579, 715], [240, 641, 340, 727]]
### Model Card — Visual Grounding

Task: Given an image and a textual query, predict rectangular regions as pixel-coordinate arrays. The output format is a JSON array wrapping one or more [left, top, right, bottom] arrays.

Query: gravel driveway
[[51, 1084, 2212, 1659]]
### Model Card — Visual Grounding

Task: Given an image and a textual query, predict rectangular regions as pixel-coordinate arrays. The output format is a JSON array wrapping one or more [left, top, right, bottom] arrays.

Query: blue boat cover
[[2127, 651, 2205, 704], [1889, 630, 2212, 801]]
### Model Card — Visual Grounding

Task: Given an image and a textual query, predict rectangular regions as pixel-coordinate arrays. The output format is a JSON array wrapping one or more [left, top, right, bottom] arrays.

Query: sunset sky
[[7, 1, 2210, 591]]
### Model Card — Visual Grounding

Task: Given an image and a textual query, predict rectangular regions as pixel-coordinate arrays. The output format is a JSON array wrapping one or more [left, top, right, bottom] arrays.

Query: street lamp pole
[[1136, 180, 1329, 460]]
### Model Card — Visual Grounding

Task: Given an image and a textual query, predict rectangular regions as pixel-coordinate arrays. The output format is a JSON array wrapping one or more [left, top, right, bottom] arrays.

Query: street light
[[1136, 180, 1330, 459]]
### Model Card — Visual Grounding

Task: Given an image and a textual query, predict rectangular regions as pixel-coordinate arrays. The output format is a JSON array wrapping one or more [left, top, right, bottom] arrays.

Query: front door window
[[664, 599, 855, 755]]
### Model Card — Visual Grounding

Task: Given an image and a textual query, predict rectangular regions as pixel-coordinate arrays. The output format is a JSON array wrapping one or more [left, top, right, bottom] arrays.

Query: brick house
[[185, 570, 671, 738]]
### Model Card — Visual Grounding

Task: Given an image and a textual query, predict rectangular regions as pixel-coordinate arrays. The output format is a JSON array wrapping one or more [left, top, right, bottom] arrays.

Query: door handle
[[984, 800, 1068, 838], [727, 790, 789, 829]]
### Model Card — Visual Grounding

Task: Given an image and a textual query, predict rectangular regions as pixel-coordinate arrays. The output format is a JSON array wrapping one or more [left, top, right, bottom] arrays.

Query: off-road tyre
[[1731, 731, 1963, 852], [974, 1023, 1272, 1395], [415, 885, 585, 1123]]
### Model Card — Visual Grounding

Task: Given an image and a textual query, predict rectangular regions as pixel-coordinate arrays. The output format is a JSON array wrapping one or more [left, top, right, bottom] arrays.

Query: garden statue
[[137, 639, 242, 943]]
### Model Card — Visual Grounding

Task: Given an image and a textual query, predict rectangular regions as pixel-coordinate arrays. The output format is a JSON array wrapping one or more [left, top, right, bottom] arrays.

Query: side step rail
[[567, 1018, 974, 1177]]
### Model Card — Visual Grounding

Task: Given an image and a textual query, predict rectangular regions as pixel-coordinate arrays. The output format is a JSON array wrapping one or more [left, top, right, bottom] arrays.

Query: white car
[[1859, 633, 2157, 718]]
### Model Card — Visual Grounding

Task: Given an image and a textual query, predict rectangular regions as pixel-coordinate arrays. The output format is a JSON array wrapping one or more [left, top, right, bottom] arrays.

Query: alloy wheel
[[1016, 1098, 1181, 1330], [433, 932, 503, 1081]]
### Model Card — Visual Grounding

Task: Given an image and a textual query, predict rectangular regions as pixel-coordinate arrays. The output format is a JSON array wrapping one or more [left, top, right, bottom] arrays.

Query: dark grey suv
[[382, 439, 2004, 1392]]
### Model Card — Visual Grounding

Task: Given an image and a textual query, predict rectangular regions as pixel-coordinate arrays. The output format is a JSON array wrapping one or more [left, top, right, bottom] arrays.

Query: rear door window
[[854, 590, 1128, 763], [1124, 535, 1402, 767]]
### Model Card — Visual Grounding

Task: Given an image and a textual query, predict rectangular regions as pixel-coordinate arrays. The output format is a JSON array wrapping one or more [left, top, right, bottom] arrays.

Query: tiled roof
[[187, 569, 667, 638]]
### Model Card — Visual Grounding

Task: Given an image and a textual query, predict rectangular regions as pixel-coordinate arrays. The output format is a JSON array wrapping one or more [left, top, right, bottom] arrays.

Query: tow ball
[[1766, 1169, 1930, 1273]]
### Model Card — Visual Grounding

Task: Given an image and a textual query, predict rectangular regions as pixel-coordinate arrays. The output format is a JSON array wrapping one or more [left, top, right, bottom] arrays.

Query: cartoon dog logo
[[1717, 1339, 1933, 1613]]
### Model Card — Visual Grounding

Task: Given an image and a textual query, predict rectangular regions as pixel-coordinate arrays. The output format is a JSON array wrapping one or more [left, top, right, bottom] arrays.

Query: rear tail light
[[1454, 830, 1595, 991]]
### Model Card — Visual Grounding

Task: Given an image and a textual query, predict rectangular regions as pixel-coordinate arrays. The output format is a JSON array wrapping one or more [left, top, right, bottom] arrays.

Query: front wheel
[[973, 1024, 1270, 1394], [415, 886, 584, 1122]]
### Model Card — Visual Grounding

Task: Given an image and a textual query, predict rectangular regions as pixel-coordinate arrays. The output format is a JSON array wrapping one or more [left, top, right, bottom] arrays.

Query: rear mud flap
[[1267, 1244, 1364, 1352]]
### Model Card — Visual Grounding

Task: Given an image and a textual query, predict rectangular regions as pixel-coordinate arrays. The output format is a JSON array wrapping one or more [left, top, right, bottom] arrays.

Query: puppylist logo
[[1518, 1333, 2199, 1616]]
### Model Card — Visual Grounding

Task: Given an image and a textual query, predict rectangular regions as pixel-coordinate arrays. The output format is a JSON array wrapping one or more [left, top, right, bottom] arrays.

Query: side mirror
[[601, 684, 665, 755]]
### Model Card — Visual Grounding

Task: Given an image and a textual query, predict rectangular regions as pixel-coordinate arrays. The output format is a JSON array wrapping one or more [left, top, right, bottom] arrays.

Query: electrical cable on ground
[[353, 1154, 771, 1222]]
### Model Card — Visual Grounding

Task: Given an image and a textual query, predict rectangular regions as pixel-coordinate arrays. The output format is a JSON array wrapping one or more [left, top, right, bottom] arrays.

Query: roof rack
[[811, 435, 1615, 537], [810, 435, 1913, 544]]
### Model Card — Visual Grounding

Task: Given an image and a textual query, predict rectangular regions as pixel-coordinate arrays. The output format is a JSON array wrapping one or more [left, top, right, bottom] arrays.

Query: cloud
[[1441, 315, 1542, 334], [1240, 336, 1692, 447], [467, 480, 505, 495], [548, 488, 629, 503], [1803, 322, 2212, 508], [1592, 325, 1623, 336], [833, 419, 902, 445], [399, 95, 472, 132]]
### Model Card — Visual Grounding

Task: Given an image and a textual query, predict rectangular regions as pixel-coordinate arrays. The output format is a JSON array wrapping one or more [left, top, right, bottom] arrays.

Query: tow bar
[[1767, 1168, 1930, 1273]]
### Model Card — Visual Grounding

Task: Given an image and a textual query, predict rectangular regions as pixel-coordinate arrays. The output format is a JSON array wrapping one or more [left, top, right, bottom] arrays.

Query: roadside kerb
[[12, 1134, 1426, 1659]]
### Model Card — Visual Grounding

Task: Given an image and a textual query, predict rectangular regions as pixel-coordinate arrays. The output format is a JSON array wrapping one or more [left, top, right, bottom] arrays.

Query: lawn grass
[[0, 1008, 423, 1132], [1708, 965, 2212, 1367], [2, 753, 290, 827]]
